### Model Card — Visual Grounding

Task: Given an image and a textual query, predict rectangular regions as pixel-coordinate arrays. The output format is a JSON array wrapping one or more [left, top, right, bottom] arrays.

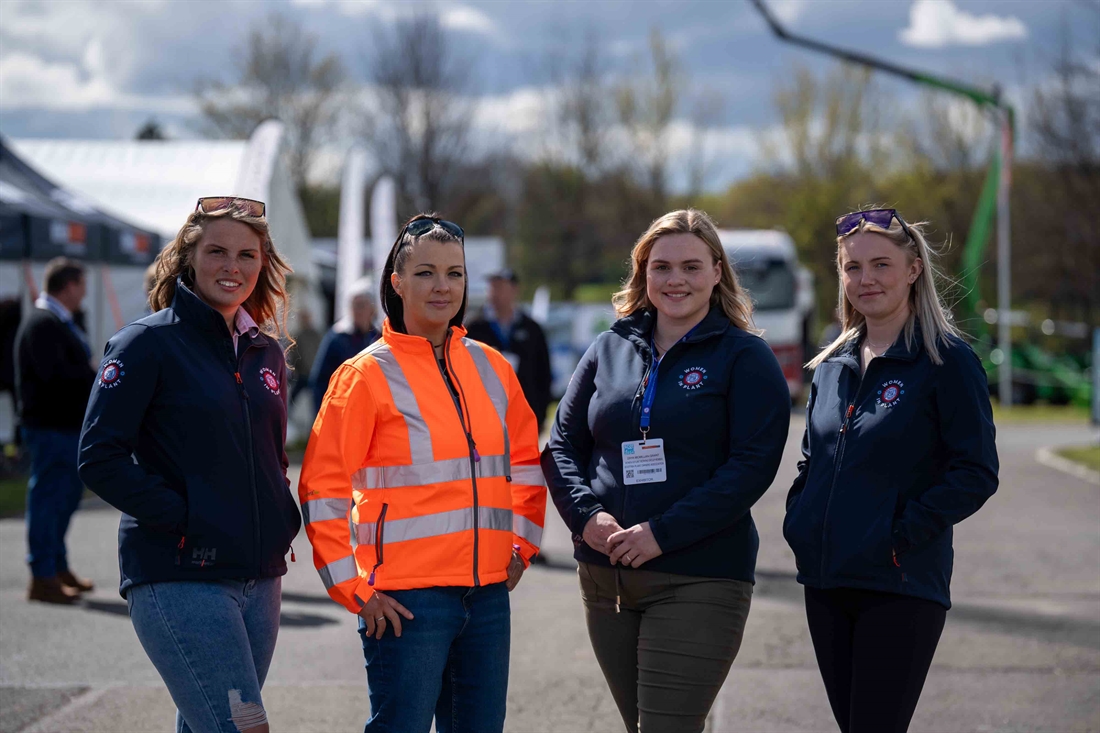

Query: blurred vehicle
[[542, 302, 616, 401], [718, 229, 814, 402]]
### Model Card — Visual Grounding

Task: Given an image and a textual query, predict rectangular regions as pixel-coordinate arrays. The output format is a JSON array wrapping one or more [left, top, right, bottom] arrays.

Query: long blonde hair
[[612, 209, 758, 333], [149, 202, 293, 342], [808, 213, 960, 368]]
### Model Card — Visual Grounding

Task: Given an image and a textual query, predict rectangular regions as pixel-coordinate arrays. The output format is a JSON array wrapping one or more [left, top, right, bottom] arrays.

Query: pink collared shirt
[[232, 308, 260, 354]]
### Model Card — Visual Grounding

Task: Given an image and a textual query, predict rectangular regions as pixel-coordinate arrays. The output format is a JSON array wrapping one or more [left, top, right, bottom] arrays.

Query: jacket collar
[[171, 276, 243, 343], [827, 317, 925, 370], [382, 318, 467, 356], [611, 305, 730, 351]]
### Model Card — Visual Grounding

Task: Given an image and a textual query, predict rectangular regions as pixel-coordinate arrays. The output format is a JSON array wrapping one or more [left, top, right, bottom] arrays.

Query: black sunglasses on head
[[836, 209, 913, 241], [403, 217, 464, 241]]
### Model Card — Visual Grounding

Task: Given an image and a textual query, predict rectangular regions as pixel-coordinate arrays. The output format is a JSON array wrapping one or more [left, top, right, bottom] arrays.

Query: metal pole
[[997, 110, 1013, 407]]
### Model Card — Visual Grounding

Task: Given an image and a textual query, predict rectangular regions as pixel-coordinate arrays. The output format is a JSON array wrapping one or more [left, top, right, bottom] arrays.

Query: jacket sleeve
[[540, 342, 605, 537], [649, 338, 791, 553], [530, 321, 553, 428], [892, 343, 999, 554], [298, 362, 377, 613], [78, 326, 187, 533], [501, 359, 547, 567], [786, 380, 816, 513], [25, 317, 95, 385]]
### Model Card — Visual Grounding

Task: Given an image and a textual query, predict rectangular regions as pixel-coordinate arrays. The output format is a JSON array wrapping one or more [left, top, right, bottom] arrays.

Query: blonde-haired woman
[[542, 209, 790, 732], [784, 209, 998, 733], [79, 197, 301, 733]]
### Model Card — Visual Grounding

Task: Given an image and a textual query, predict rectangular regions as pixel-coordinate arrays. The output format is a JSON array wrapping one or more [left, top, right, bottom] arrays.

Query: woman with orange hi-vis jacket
[[298, 214, 546, 733]]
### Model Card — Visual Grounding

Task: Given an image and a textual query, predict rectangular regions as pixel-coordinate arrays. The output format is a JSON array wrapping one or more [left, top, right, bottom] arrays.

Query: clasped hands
[[582, 511, 663, 568]]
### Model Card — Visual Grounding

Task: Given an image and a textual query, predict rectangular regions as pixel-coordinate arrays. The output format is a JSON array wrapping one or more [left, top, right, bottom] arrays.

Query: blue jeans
[[359, 583, 511, 733], [22, 427, 83, 578], [127, 578, 281, 733]]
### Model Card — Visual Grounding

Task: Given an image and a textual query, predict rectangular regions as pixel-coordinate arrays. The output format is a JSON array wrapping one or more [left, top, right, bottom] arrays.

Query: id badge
[[621, 438, 667, 485]]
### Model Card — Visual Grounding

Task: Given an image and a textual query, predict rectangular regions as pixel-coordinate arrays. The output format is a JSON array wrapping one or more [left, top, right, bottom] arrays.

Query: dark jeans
[[804, 586, 947, 733], [358, 583, 511, 733], [578, 562, 753, 733], [23, 427, 83, 578]]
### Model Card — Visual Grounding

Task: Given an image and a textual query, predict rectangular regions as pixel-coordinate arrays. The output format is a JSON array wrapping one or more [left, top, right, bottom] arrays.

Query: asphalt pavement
[[1, 418, 1097, 732]]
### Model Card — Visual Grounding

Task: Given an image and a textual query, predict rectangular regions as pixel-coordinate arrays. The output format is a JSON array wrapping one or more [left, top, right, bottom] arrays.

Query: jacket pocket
[[368, 503, 389, 586], [782, 496, 818, 574]]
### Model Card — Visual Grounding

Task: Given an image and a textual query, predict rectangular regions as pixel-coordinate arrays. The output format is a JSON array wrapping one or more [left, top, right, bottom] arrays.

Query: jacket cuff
[[347, 578, 375, 614], [571, 503, 605, 537], [649, 515, 674, 553]]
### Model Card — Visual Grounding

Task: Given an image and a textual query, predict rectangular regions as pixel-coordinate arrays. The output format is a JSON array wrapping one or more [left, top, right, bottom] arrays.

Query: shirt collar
[[235, 307, 260, 340], [35, 293, 73, 322]]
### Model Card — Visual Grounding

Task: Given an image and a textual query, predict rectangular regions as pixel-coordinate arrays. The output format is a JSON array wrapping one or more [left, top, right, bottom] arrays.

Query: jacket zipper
[[231, 337, 262, 576], [436, 332, 482, 587], [368, 503, 389, 586], [819, 364, 866, 578]]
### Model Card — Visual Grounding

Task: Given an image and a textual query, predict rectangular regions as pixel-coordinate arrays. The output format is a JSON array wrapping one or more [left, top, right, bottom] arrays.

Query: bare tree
[[362, 12, 475, 213], [194, 13, 345, 190], [617, 29, 680, 202], [684, 90, 725, 199]]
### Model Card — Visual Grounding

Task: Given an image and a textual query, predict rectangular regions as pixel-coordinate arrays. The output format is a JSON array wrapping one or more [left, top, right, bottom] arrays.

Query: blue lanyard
[[639, 325, 698, 438]]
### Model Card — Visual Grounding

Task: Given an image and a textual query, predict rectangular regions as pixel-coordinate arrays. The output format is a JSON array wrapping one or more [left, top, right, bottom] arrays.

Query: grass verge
[[0, 475, 28, 518], [1056, 445, 1100, 472], [991, 403, 1092, 424]]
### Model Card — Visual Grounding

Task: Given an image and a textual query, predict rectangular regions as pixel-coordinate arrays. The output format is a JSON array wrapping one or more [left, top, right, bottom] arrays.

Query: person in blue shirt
[[543, 209, 790, 733], [785, 209, 999, 733], [310, 279, 380, 411]]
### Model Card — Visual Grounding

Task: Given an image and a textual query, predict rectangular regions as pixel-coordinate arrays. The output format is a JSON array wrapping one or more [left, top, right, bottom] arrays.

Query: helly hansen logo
[[191, 547, 217, 566]]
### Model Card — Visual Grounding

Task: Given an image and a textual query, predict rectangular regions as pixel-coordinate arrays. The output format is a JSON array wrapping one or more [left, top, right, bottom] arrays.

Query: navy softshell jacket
[[79, 279, 302, 597], [542, 306, 790, 583], [784, 322, 999, 608]]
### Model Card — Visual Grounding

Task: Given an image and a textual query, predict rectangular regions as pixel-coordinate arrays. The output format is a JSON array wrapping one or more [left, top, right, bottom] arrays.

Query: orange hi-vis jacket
[[298, 320, 547, 613]]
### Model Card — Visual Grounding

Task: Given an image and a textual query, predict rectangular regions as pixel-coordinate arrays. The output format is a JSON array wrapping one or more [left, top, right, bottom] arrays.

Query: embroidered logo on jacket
[[99, 359, 125, 389], [876, 379, 905, 408], [679, 366, 708, 391], [260, 367, 280, 395]]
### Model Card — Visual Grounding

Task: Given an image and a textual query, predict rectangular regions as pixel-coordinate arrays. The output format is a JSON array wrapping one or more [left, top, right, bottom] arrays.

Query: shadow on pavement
[[280, 591, 337, 606], [78, 599, 340, 628]]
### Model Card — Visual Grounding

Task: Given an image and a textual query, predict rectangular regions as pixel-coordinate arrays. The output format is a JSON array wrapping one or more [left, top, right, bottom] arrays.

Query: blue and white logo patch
[[99, 359, 125, 389], [678, 366, 708, 391], [876, 379, 905, 408]]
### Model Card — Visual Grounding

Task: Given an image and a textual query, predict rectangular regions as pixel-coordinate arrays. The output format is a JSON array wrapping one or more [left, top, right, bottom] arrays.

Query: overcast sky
[[1, 0, 1096, 191]]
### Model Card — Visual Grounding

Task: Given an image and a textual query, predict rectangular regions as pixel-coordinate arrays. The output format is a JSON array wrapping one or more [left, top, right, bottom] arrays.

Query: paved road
[[1, 420, 1097, 732]]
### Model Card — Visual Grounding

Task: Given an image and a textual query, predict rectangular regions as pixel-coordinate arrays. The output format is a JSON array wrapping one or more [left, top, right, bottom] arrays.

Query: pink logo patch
[[260, 367, 280, 395]]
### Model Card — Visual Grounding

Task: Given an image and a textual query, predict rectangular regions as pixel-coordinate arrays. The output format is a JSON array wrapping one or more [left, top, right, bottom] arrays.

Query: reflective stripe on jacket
[[299, 319, 547, 613]]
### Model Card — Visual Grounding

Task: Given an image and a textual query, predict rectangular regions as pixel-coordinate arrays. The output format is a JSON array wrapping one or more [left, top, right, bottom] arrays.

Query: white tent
[[12, 120, 322, 332]]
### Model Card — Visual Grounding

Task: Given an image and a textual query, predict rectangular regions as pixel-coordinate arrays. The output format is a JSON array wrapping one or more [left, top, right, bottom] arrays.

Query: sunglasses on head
[[401, 217, 464, 241], [836, 209, 913, 241], [195, 197, 266, 219]]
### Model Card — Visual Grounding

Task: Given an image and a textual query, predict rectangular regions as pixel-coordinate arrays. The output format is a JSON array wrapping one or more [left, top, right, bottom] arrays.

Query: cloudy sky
[[1, 0, 1096, 191]]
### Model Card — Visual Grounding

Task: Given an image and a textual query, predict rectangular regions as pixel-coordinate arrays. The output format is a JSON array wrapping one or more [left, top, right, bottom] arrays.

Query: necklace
[[864, 336, 894, 356]]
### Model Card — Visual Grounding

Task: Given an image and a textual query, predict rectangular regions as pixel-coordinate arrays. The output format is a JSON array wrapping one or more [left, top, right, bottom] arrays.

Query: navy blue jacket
[[783, 322, 999, 608], [542, 307, 790, 582], [309, 324, 380, 411], [78, 280, 302, 597]]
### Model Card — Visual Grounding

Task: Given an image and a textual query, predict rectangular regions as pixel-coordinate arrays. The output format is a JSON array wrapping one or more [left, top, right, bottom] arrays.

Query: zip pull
[[840, 403, 854, 433], [290, 545, 296, 563], [175, 535, 186, 565], [234, 372, 242, 384], [368, 561, 382, 586]]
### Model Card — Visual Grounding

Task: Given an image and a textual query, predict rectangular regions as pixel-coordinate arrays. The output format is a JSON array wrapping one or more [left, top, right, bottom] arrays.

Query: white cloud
[[0, 51, 192, 113], [440, 5, 497, 36], [900, 0, 1027, 48], [290, 0, 378, 16], [771, 0, 808, 26]]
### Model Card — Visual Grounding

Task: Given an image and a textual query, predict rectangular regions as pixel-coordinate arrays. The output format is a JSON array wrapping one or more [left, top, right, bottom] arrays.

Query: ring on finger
[[375, 616, 385, 621]]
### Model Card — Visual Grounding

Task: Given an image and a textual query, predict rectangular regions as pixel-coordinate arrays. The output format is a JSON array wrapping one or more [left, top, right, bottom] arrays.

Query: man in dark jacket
[[310, 280, 380, 411], [466, 268, 552, 432], [15, 258, 96, 603]]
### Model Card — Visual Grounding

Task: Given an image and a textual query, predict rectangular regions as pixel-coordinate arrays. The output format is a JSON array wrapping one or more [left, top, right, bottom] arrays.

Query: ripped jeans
[[127, 577, 281, 733]]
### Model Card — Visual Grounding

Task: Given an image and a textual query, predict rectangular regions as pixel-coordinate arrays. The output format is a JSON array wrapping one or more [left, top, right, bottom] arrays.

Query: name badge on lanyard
[[621, 332, 675, 486]]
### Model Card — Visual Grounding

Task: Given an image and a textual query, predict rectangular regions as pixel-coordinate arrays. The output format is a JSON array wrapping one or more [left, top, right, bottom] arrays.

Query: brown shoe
[[28, 576, 81, 605], [58, 569, 95, 593]]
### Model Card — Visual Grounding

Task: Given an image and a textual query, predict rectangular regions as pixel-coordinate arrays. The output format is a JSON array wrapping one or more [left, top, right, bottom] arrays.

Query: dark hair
[[43, 257, 85, 295], [380, 213, 467, 333]]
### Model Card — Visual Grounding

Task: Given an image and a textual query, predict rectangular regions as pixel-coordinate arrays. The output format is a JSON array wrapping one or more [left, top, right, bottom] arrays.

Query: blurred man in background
[[466, 268, 552, 433], [310, 280, 380, 411], [289, 308, 322, 408], [15, 258, 96, 604]]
